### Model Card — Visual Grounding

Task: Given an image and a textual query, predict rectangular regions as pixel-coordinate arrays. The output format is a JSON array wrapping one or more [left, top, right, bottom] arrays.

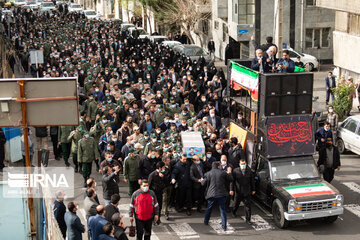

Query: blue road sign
[[238, 29, 249, 34]]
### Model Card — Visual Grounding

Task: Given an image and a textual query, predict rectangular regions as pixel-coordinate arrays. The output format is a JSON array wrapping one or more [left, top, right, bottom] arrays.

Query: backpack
[[135, 191, 154, 221]]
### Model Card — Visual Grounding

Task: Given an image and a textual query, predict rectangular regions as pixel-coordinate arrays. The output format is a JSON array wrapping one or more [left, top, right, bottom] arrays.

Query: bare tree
[[160, 0, 211, 46]]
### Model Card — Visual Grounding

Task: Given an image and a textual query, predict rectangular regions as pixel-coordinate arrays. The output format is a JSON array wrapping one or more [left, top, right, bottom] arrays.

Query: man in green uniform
[[58, 125, 75, 167], [123, 148, 141, 196], [153, 105, 167, 127], [67, 127, 82, 173], [143, 133, 159, 156], [138, 132, 150, 147], [78, 132, 99, 187]]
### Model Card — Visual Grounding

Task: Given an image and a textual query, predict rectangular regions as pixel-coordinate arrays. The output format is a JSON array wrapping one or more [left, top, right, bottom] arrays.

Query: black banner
[[266, 115, 314, 158]]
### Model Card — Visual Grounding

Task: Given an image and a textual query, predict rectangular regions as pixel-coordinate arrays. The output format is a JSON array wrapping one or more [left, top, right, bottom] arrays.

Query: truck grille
[[300, 200, 334, 212]]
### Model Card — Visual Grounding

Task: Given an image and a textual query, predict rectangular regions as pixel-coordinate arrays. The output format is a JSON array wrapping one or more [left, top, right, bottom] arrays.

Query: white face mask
[[240, 164, 246, 170], [221, 160, 227, 166], [329, 109, 334, 113], [142, 186, 149, 192]]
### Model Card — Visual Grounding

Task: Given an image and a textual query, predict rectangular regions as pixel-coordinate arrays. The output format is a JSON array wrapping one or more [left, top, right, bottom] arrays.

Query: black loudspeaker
[[265, 96, 280, 116], [280, 96, 296, 115], [281, 75, 297, 95], [296, 95, 312, 114], [297, 74, 313, 94], [260, 73, 314, 117]]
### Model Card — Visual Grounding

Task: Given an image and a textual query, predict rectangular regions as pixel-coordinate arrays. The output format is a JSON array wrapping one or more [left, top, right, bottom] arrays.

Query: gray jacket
[[64, 211, 85, 240], [84, 197, 98, 220], [201, 167, 233, 200]]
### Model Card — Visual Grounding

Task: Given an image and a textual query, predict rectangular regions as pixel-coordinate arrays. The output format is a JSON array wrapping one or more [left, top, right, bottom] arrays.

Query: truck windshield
[[270, 159, 319, 181]]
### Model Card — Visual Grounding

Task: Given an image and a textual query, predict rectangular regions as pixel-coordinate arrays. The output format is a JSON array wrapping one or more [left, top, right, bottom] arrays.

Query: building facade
[[209, 0, 335, 61], [317, 0, 360, 78]]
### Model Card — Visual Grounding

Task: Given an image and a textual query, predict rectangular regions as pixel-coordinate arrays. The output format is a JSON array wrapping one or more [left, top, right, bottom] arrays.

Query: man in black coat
[[138, 150, 158, 181], [171, 154, 193, 216], [111, 213, 129, 240], [190, 156, 205, 212], [148, 161, 168, 224], [104, 194, 120, 222], [230, 159, 255, 224], [202, 161, 233, 231], [54, 190, 67, 238], [102, 165, 121, 206], [251, 49, 270, 73], [325, 71, 336, 105], [227, 137, 245, 169], [317, 139, 341, 183]]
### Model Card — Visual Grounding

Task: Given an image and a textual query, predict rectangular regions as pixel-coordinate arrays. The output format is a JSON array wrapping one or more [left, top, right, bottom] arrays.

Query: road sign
[[29, 50, 44, 65], [282, 43, 288, 49], [238, 29, 249, 34]]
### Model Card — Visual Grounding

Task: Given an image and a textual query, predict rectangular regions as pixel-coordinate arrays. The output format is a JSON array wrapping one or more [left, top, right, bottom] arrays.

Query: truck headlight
[[336, 194, 344, 206], [288, 200, 296, 213]]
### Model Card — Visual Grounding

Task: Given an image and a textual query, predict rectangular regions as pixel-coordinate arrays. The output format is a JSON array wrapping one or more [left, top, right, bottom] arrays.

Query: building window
[[306, 0, 316, 6], [305, 28, 331, 48], [214, 20, 219, 30], [238, 0, 255, 24], [202, 19, 209, 34], [223, 23, 228, 42]]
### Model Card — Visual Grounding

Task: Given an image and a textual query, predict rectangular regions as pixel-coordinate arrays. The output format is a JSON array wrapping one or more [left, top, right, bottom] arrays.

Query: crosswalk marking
[[209, 219, 235, 234], [118, 204, 129, 218], [169, 223, 200, 239], [151, 230, 160, 240], [344, 204, 360, 218], [342, 182, 360, 194], [242, 214, 274, 231]]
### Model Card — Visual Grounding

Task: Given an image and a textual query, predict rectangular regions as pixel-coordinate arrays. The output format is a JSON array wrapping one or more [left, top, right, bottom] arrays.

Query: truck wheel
[[325, 215, 338, 223], [336, 138, 345, 154], [272, 199, 289, 229]]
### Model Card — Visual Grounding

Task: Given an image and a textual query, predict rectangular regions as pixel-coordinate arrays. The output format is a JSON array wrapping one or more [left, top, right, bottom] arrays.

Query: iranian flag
[[230, 62, 259, 101], [284, 184, 335, 198]]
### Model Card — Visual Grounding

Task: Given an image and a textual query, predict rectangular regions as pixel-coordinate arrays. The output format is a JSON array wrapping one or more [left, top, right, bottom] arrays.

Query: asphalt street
[[50, 149, 360, 240]]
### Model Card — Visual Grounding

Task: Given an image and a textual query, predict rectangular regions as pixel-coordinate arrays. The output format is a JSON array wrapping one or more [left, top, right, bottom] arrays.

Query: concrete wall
[[317, 0, 360, 15], [333, 31, 360, 74]]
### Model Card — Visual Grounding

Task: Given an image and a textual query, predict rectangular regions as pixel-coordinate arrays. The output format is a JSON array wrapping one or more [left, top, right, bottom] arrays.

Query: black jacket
[[104, 204, 120, 222], [230, 166, 255, 196], [138, 156, 158, 180], [102, 172, 120, 200], [53, 200, 67, 238], [201, 167, 233, 199], [35, 126, 48, 138], [227, 145, 245, 169], [171, 159, 192, 188], [190, 162, 205, 189], [148, 170, 168, 194], [114, 225, 129, 240], [317, 146, 341, 169]]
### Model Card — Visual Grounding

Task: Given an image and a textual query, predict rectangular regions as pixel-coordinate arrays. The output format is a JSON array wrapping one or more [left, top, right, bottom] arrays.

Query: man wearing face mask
[[102, 164, 121, 206], [78, 131, 100, 187], [190, 156, 205, 213], [317, 138, 341, 183], [138, 150, 159, 184], [64, 202, 85, 240], [315, 122, 333, 151], [326, 105, 338, 137], [230, 159, 255, 224], [100, 147, 122, 174], [227, 137, 246, 169], [148, 161, 168, 225], [129, 180, 159, 240]]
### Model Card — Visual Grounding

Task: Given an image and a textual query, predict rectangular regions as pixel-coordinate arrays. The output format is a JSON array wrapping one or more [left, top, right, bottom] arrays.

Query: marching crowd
[[2, 7, 255, 240]]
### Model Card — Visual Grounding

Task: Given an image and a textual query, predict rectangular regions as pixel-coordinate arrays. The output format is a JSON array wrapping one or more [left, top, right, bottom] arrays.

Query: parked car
[[120, 22, 134, 31], [13, 0, 26, 6], [173, 44, 212, 63], [68, 3, 82, 12], [0, 9, 13, 21], [148, 35, 169, 44], [286, 47, 319, 71], [336, 115, 360, 155], [83, 10, 100, 20], [128, 27, 149, 39], [25, 0, 39, 10], [40, 1, 56, 12], [161, 40, 182, 48]]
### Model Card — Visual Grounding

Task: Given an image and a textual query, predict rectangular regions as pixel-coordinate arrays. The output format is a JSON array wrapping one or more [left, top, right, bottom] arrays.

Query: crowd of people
[[1, 7, 256, 240]]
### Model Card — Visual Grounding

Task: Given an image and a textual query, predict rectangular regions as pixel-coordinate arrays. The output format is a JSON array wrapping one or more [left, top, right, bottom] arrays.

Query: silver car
[[336, 115, 360, 155], [173, 44, 212, 63]]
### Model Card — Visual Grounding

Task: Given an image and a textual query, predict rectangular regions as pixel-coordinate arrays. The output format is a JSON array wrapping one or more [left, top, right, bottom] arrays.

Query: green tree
[[332, 75, 356, 120]]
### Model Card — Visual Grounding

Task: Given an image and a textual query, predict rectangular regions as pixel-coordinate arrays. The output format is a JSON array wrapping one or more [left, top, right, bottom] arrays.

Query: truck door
[[256, 157, 271, 203]]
